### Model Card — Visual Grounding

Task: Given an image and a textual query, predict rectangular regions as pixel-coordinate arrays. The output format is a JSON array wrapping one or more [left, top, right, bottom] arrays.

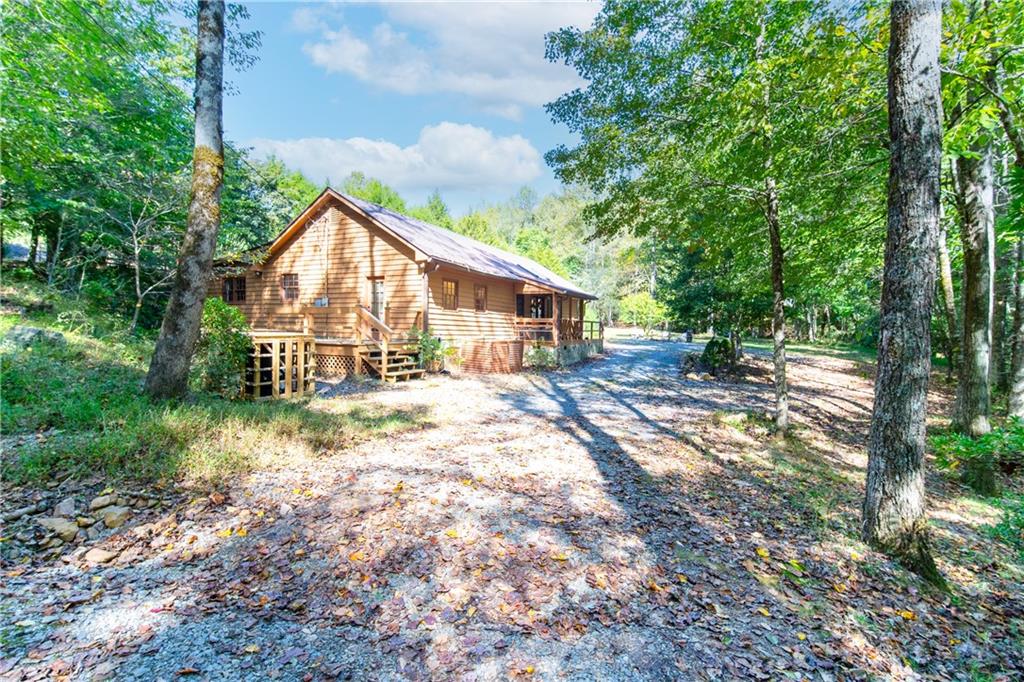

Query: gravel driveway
[[4, 339, 1018, 680]]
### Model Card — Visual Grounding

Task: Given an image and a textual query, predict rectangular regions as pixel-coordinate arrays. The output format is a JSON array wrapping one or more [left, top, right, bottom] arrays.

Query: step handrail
[[356, 305, 394, 343]]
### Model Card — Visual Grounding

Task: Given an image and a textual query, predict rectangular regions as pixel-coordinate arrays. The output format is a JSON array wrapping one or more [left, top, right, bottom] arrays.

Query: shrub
[[193, 298, 251, 397], [987, 494, 1024, 560], [525, 343, 557, 368], [700, 335, 734, 374], [408, 326, 459, 371], [930, 418, 1024, 496]]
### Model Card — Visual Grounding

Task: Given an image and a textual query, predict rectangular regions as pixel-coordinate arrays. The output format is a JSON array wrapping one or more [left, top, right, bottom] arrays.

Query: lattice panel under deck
[[317, 354, 356, 377]]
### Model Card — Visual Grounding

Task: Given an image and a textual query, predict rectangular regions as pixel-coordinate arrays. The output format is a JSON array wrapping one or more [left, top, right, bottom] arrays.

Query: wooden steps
[[363, 346, 425, 382]]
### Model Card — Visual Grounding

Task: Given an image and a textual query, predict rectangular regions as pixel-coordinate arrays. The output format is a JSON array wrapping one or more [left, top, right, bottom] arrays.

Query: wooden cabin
[[211, 188, 602, 379]]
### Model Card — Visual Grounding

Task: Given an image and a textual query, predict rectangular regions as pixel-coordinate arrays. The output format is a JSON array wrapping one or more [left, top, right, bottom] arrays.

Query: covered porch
[[513, 285, 603, 346]]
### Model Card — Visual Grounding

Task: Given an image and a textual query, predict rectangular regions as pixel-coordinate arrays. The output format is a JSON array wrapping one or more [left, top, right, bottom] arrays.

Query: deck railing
[[514, 317, 554, 342], [514, 317, 603, 344], [356, 305, 393, 343]]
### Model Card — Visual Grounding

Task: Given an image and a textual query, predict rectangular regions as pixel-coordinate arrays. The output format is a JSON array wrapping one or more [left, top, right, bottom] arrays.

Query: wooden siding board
[[426, 267, 517, 340], [210, 202, 422, 339]]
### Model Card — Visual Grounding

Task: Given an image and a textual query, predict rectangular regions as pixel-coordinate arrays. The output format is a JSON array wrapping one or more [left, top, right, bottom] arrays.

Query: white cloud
[[288, 3, 345, 33], [248, 122, 543, 193], [298, 2, 600, 119]]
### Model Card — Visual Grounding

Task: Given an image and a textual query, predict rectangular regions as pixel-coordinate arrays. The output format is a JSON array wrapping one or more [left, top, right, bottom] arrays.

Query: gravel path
[[2, 339, 1019, 680]]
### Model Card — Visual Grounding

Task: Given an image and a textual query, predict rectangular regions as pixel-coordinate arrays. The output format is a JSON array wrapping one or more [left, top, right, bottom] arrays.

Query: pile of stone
[[4, 489, 162, 560]]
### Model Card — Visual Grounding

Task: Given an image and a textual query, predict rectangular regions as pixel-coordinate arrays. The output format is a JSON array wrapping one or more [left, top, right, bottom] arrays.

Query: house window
[[281, 273, 299, 302], [222, 276, 245, 303], [474, 284, 487, 312], [442, 279, 458, 310]]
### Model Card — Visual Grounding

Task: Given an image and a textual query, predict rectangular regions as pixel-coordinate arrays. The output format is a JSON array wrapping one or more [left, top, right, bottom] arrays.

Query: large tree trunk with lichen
[[951, 144, 995, 437], [862, 0, 945, 588], [144, 0, 225, 399]]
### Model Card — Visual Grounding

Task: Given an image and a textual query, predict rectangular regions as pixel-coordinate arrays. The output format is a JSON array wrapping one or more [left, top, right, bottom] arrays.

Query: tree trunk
[[994, 261, 1009, 393], [985, 62, 1024, 169], [28, 219, 39, 267], [46, 213, 63, 287], [936, 222, 958, 378], [951, 145, 995, 437], [1009, 238, 1024, 417], [767, 176, 789, 434], [755, 14, 788, 435], [143, 0, 225, 400], [862, 0, 945, 588]]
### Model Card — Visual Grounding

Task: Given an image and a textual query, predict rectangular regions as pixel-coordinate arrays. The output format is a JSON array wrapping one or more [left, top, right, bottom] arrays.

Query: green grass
[[738, 336, 877, 363], [1, 280, 427, 486]]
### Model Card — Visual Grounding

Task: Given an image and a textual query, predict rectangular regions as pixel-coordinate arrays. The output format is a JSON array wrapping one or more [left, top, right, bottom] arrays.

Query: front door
[[371, 279, 386, 320], [530, 294, 552, 318]]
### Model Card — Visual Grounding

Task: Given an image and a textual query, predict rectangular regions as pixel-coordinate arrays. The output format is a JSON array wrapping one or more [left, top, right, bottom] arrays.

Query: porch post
[[421, 267, 430, 332], [552, 296, 561, 346]]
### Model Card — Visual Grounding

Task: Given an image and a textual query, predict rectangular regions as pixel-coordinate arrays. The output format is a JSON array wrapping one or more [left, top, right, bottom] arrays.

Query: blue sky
[[223, 2, 600, 215]]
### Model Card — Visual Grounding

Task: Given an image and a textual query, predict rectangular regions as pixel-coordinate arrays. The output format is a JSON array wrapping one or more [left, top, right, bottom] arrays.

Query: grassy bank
[[1, 281, 426, 486]]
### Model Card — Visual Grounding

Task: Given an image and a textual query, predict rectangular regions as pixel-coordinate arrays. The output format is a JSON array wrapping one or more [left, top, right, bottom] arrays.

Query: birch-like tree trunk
[[951, 145, 995, 437], [144, 0, 225, 399], [936, 222, 959, 378], [862, 0, 945, 587]]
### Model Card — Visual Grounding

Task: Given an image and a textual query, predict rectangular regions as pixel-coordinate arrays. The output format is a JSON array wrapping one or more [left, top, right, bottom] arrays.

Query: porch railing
[[514, 318, 554, 342], [356, 305, 393, 343], [514, 317, 603, 344]]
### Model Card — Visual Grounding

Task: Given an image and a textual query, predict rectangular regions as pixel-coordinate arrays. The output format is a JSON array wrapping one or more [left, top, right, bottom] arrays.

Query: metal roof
[[338, 191, 596, 299]]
